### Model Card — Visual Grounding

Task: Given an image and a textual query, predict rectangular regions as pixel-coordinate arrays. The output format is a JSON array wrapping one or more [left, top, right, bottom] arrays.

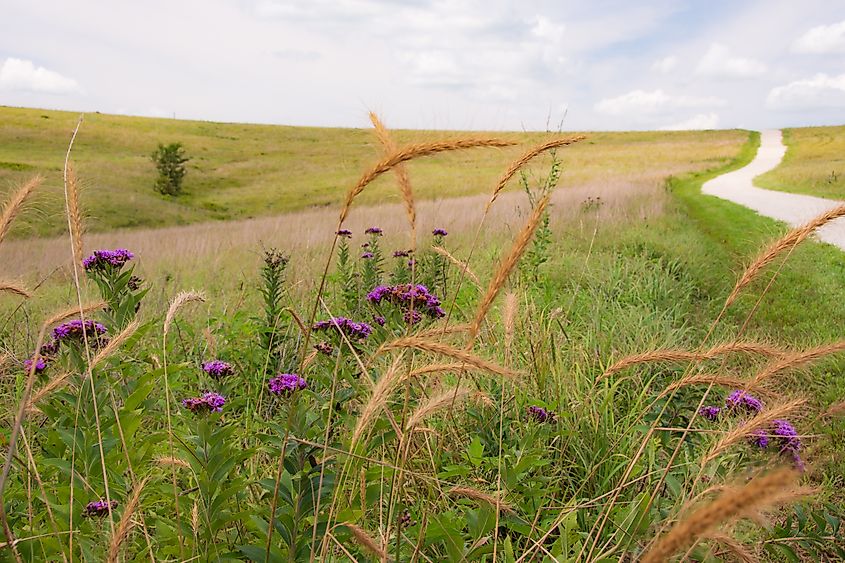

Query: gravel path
[[702, 129, 845, 250]]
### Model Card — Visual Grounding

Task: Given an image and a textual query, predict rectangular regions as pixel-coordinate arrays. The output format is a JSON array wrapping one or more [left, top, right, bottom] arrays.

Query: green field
[[1, 105, 746, 238], [3, 113, 845, 560], [756, 125, 845, 199]]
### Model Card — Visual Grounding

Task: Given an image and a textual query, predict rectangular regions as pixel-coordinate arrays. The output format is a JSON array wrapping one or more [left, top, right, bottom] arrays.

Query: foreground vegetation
[[2, 118, 845, 561], [756, 125, 845, 200], [0, 105, 746, 238]]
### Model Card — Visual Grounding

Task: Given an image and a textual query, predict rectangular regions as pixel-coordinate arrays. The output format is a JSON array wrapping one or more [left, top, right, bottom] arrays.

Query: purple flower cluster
[[82, 249, 134, 271], [725, 390, 764, 413], [393, 249, 412, 258], [365, 227, 383, 235], [202, 360, 233, 378], [527, 405, 555, 423], [181, 392, 226, 414], [403, 309, 422, 325], [366, 284, 445, 319], [699, 406, 722, 421], [268, 373, 307, 396], [372, 315, 386, 326], [313, 317, 373, 339], [336, 229, 352, 238], [751, 419, 804, 471], [315, 341, 334, 355], [83, 499, 118, 517], [432, 228, 448, 236], [53, 319, 107, 343], [361, 252, 374, 259], [23, 357, 47, 374]]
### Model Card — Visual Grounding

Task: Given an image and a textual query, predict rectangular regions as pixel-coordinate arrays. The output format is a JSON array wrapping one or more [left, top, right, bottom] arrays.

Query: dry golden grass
[[343, 522, 386, 561], [106, 477, 147, 563], [25, 371, 72, 414], [64, 163, 85, 267], [351, 357, 405, 447], [749, 340, 845, 388], [369, 112, 416, 234], [0, 281, 31, 299], [0, 176, 41, 246], [163, 291, 206, 336], [405, 385, 481, 431], [90, 319, 139, 369], [376, 337, 519, 379], [447, 486, 515, 515], [641, 468, 801, 563], [432, 246, 481, 288]]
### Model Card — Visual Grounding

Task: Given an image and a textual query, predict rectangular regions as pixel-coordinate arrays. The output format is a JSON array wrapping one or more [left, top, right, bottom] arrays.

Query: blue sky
[[1, 0, 844, 131]]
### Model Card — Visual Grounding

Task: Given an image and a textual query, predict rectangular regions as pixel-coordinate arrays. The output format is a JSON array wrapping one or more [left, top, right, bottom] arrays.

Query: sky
[[1, 0, 844, 131]]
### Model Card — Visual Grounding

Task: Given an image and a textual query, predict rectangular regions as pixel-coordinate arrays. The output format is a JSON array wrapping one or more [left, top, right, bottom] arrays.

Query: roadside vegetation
[[1, 114, 845, 561], [756, 125, 845, 200]]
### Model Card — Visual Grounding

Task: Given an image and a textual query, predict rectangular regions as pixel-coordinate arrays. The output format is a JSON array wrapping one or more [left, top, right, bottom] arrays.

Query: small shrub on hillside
[[151, 142, 190, 196]]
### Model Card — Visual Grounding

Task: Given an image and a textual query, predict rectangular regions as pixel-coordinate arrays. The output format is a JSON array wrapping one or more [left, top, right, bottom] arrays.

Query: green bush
[[151, 142, 189, 196]]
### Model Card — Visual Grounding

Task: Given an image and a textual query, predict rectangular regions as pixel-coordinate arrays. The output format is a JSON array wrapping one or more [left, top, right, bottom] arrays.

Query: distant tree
[[151, 142, 189, 196]]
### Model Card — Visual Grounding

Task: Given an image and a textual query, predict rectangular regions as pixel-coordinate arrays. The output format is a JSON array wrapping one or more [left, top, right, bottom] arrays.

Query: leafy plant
[[151, 142, 190, 196]]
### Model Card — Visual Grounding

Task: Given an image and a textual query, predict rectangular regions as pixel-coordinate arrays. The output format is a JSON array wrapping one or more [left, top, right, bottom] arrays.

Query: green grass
[[756, 125, 845, 199], [0, 105, 747, 238]]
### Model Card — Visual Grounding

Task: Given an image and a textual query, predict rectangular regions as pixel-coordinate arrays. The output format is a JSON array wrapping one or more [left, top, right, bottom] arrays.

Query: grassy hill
[[756, 125, 845, 199], [0, 106, 747, 238]]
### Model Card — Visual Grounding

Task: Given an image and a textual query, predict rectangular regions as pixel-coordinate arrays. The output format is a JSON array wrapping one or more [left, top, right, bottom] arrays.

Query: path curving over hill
[[702, 129, 845, 250]]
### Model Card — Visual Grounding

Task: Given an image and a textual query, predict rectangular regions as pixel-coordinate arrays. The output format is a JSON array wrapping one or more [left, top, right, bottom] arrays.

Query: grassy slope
[[756, 125, 845, 199], [663, 131, 845, 482], [0, 105, 745, 237]]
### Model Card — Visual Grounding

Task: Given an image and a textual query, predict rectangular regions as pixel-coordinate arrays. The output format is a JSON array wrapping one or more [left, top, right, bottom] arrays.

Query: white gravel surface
[[702, 129, 845, 250]]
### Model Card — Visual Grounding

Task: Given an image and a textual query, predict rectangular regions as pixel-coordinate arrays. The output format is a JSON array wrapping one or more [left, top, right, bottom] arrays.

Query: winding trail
[[702, 129, 845, 250]]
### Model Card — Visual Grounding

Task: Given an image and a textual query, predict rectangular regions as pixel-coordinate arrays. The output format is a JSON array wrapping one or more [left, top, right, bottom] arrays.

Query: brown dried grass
[[405, 386, 482, 431], [664, 373, 773, 398], [487, 136, 586, 210], [725, 203, 845, 308], [344, 522, 386, 561], [163, 291, 206, 336], [377, 337, 519, 379], [0, 281, 31, 299], [90, 319, 139, 369], [705, 532, 759, 563], [339, 137, 516, 224], [106, 477, 147, 563], [370, 112, 415, 232], [448, 486, 515, 515], [469, 194, 550, 342], [432, 245, 481, 288], [65, 163, 85, 266], [749, 340, 845, 387], [25, 372, 72, 414], [641, 468, 801, 563], [154, 456, 190, 469], [351, 356, 405, 447], [0, 175, 42, 246]]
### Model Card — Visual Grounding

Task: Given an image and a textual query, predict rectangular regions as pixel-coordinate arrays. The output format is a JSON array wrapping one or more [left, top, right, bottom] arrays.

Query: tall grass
[[1, 118, 843, 562]]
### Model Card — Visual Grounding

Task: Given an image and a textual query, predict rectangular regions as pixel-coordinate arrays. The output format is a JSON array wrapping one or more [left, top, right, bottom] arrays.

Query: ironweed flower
[[361, 251, 374, 259], [202, 360, 233, 378], [268, 373, 307, 396], [527, 405, 555, 423], [725, 390, 763, 413], [182, 392, 226, 414], [750, 429, 770, 448], [315, 341, 334, 355], [336, 229, 352, 238], [313, 317, 373, 339], [365, 227, 383, 235], [432, 228, 448, 236], [372, 315, 386, 326], [52, 319, 107, 344], [404, 309, 422, 325], [699, 406, 721, 421], [23, 357, 47, 374], [393, 250, 412, 258], [366, 284, 445, 319], [84, 499, 118, 517], [82, 249, 134, 271], [40, 339, 60, 357]]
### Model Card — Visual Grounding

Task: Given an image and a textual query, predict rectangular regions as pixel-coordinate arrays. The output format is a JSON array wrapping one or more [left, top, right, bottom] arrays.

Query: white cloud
[[651, 55, 677, 73], [695, 43, 766, 78], [792, 20, 845, 53], [766, 73, 845, 109], [594, 89, 725, 115], [660, 112, 720, 130], [0, 58, 81, 94]]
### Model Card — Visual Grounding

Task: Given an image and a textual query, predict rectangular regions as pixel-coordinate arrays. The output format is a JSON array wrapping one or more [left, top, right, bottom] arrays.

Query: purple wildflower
[[315, 341, 334, 355], [771, 419, 802, 453], [393, 249, 412, 258], [372, 315, 386, 326], [527, 405, 555, 423], [202, 360, 233, 378], [23, 357, 47, 374], [52, 319, 108, 345], [40, 339, 60, 357], [361, 251, 374, 259], [181, 392, 226, 414], [365, 227, 383, 235], [725, 390, 763, 414], [403, 309, 422, 325], [83, 499, 118, 517], [750, 429, 770, 448], [268, 373, 307, 396], [398, 509, 415, 528], [336, 229, 352, 238], [82, 249, 134, 271], [366, 284, 445, 319], [699, 406, 721, 421], [432, 228, 448, 236], [313, 317, 373, 339], [361, 242, 370, 249]]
